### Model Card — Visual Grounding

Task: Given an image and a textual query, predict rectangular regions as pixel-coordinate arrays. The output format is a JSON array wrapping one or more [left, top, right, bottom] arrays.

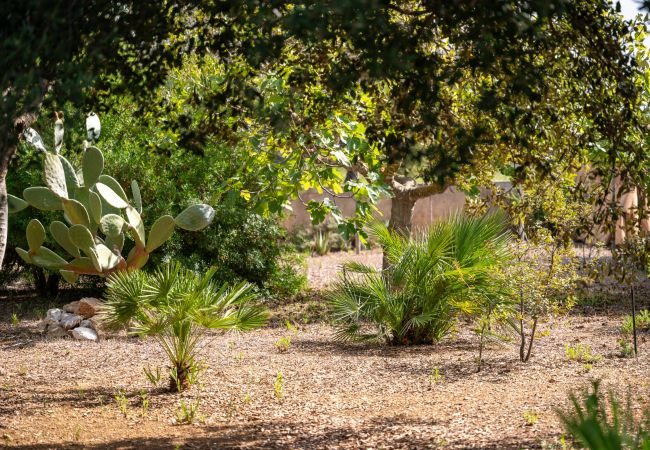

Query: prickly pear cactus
[[10, 117, 215, 282]]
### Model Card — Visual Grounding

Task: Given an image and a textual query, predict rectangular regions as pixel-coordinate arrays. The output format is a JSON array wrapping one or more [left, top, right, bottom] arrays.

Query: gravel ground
[[0, 251, 648, 449]]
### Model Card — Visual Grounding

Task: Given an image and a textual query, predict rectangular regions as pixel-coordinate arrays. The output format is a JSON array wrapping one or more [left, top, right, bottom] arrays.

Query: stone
[[79, 319, 92, 329], [45, 324, 69, 339], [44, 308, 63, 325], [60, 313, 83, 330], [71, 327, 98, 341], [62, 301, 80, 314], [78, 298, 102, 318]]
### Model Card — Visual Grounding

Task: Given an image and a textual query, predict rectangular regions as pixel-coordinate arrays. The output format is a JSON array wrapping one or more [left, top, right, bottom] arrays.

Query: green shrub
[[101, 261, 268, 391], [162, 202, 305, 298], [329, 213, 512, 345], [622, 310, 650, 336], [558, 381, 650, 449]]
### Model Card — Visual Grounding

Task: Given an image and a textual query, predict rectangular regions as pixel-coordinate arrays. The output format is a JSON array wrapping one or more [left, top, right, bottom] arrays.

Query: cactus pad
[[174, 204, 215, 231]]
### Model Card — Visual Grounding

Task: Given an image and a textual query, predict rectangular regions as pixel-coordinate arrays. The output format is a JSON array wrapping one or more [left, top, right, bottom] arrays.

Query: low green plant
[[175, 399, 200, 425], [622, 310, 650, 335], [427, 367, 443, 388], [558, 381, 650, 449], [523, 410, 539, 426], [114, 391, 128, 417], [10, 312, 18, 326], [101, 261, 268, 392], [618, 339, 635, 358], [313, 230, 329, 256], [139, 390, 149, 417], [143, 366, 162, 387], [274, 372, 285, 399], [274, 336, 291, 353], [565, 343, 602, 364], [329, 213, 511, 345]]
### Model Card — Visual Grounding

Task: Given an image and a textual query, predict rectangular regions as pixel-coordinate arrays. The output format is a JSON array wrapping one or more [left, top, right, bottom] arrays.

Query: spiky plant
[[101, 261, 268, 391], [558, 381, 650, 449], [9, 116, 215, 282], [329, 212, 512, 345]]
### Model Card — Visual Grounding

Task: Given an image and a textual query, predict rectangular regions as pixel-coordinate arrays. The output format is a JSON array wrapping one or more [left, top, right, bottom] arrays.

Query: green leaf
[[146, 215, 175, 252], [82, 146, 104, 187], [68, 224, 95, 251], [60, 270, 79, 284], [50, 221, 81, 258], [31, 246, 68, 270], [62, 199, 91, 227], [26, 219, 46, 252], [96, 182, 129, 209], [43, 152, 68, 198], [125, 206, 145, 246], [89, 191, 103, 224], [23, 187, 63, 211], [8, 194, 28, 214], [100, 214, 126, 238], [174, 204, 215, 231], [59, 155, 80, 190], [15, 247, 31, 264]]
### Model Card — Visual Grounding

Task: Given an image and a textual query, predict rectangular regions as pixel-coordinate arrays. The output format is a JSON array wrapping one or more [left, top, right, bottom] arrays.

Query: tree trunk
[[0, 173, 8, 271], [384, 192, 416, 270], [388, 192, 417, 235]]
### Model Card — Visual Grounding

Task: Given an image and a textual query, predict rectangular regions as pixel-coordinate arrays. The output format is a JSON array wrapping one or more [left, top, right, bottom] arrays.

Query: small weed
[[582, 363, 593, 373], [242, 393, 252, 405], [274, 371, 285, 400], [618, 338, 635, 358], [285, 319, 298, 333], [565, 343, 601, 363], [10, 312, 19, 326], [73, 424, 81, 441], [17, 366, 27, 377], [139, 390, 149, 417], [313, 230, 329, 256], [523, 410, 539, 426], [143, 366, 162, 387], [114, 390, 128, 417], [427, 367, 443, 388], [275, 336, 291, 353], [176, 398, 200, 425], [235, 351, 245, 362]]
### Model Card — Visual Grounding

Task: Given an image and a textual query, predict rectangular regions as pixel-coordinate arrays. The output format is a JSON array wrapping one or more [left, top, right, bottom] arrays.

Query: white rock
[[44, 308, 63, 325], [60, 313, 83, 330], [71, 327, 98, 341]]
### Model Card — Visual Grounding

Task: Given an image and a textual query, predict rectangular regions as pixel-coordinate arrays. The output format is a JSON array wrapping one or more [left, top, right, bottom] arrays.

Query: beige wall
[[283, 187, 467, 231]]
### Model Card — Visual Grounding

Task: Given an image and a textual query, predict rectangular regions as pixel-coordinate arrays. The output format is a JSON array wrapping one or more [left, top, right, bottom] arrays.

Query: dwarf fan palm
[[101, 261, 268, 391], [329, 212, 511, 345]]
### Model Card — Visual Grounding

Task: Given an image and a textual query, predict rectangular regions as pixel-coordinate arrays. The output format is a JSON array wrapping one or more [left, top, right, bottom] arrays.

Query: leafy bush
[[622, 310, 650, 335], [558, 381, 650, 449], [101, 261, 268, 391], [329, 213, 512, 345], [504, 229, 585, 362], [162, 202, 306, 298]]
